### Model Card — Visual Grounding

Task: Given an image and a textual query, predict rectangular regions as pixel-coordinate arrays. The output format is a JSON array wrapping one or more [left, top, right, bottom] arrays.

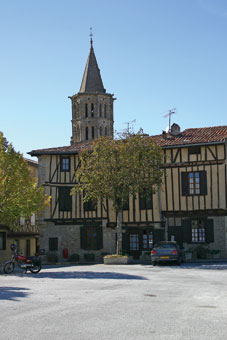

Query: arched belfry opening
[[69, 35, 115, 144]]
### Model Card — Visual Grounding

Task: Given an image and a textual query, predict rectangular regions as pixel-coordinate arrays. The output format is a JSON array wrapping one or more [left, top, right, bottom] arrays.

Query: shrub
[[68, 253, 80, 262], [194, 245, 210, 259], [84, 253, 95, 262]]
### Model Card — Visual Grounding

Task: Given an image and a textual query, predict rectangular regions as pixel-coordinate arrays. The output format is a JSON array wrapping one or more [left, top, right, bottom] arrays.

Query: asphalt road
[[1, 263, 227, 340]]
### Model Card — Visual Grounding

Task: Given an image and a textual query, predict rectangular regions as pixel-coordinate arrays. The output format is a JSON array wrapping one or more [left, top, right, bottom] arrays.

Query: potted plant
[[103, 254, 133, 265], [210, 249, 221, 259], [184, 247, 194, 260]]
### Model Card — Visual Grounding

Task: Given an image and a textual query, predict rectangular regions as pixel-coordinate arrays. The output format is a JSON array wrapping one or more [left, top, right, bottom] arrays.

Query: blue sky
[[1, 0, 227, 159]]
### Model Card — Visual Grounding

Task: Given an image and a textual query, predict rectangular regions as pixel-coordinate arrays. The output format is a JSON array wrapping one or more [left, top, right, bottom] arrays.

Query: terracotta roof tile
[[28, 126, 227, 156], [151, 125, 227, 148], [28, 141, 92, 156]]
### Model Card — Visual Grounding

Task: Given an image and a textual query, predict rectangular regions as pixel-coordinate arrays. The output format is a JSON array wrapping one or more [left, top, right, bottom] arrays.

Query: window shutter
[[96, 226, 103, 250], [181, 172, 188, 196], [122, 231, 130, 255], [199, 171, 207, 195], [80, 227, 86, 250], [205, 219, 214, 243], [59, 187, 72, 211], [182, 219, 192, 243], [153, 229, 164, 245], [122, 198, 129, 210], [49, 237, 58, 251], [139, 194, 146, 210]]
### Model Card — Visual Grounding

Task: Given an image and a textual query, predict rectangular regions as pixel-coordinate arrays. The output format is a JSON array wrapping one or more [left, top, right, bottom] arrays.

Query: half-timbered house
[[29, 39, 227, 261]]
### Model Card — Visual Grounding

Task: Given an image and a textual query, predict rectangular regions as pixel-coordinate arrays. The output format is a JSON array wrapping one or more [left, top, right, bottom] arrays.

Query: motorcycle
[[4, 244, 42, 274]]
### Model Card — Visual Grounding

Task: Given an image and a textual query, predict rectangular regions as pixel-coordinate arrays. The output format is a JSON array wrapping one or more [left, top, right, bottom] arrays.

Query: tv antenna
[[123, 119, 136, 133], [163, 108, 176, 132]]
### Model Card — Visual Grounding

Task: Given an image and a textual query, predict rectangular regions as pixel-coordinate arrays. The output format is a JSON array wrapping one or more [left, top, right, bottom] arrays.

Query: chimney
[[170, 123, 181, 136]]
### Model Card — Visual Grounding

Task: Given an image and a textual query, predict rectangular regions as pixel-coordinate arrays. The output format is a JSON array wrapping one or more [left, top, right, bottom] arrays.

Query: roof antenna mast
[[163, 108, 176, 133]]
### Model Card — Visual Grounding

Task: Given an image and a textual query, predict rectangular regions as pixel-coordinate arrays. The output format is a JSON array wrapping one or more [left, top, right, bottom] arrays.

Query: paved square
[[1, 263, 227, 340]]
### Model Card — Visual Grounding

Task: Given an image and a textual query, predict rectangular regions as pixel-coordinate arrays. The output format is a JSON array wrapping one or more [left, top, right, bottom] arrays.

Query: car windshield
[[155, 243, 176, 249]]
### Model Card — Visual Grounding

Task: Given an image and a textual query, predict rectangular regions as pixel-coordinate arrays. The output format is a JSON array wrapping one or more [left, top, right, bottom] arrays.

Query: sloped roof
[[28, 126, 227, 156], [79, 41, 105, 93], [151, 125, 227, 148], [28, 141, 92, 156]]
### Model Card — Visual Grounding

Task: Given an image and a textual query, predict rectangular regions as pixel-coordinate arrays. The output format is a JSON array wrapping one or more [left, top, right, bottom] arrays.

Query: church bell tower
[[70, 34, 115, 144]]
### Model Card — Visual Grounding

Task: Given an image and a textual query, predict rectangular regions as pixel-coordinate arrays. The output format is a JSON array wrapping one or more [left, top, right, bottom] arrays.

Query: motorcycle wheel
[[29, 265, 41, 273], [3, 262, 15, 274]]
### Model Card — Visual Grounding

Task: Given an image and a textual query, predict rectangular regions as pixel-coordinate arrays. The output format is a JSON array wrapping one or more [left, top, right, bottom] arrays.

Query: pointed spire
[[79, 30, 106, 93]]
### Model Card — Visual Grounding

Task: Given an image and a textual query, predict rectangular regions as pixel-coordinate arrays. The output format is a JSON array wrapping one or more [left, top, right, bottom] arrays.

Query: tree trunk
[[116, 210, 123, 255]]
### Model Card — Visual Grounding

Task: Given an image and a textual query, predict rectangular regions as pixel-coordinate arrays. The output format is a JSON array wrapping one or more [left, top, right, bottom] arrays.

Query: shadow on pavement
[[180, 263, 227, 270], [0, 287, 30, 301], [145, 262, 227, 270], [7, 270, 148, 280]]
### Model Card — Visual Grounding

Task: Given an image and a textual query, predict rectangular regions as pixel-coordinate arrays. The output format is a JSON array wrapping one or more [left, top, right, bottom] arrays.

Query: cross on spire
[[90, 27, 93, 47]]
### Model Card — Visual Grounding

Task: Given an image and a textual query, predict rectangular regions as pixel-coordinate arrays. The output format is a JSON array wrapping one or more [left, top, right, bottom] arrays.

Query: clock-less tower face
[[70, 40, 115, 144]]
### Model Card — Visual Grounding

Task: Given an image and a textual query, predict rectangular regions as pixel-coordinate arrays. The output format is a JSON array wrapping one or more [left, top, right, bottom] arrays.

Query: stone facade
[[71, 93, 114, 144]]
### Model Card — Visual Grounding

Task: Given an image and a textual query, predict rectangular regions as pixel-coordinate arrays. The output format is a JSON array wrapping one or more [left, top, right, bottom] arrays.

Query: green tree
[[73, 133, 163, 254], [0, 132, 50, 229]]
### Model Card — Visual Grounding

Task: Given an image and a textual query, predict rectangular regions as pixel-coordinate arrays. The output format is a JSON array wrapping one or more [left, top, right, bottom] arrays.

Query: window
[[91, 103, 94, 117], [99, 126, 102, 136], [85, 104, 88, 118], [61, 156, 70, 172], [86, 127, 89, 140], [92, 126, 95, 139], [86, 227, 97, 249], [182, 171, 207, 196], [139, 190, 153, 210], [0, 232, 6, 250], [189, 172, 200, 195], [99, 104, 102, 117], [49, 237, 58, 251], [59, 187, 72, 212], [80, 225, 103, 250], [182, 219, 214, 244], [84, 199, 96, 211], [143, 231, 153, 249], [130, 234, 139, 250], [191, 220, 205, 243], [105, 127, 107, 136]]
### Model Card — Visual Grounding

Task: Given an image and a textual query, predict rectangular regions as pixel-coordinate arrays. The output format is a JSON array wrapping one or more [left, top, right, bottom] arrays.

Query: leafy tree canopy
[[74, 133, 163, 211], [73, 132, 163, 254], [0, 132, 50, 229]]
